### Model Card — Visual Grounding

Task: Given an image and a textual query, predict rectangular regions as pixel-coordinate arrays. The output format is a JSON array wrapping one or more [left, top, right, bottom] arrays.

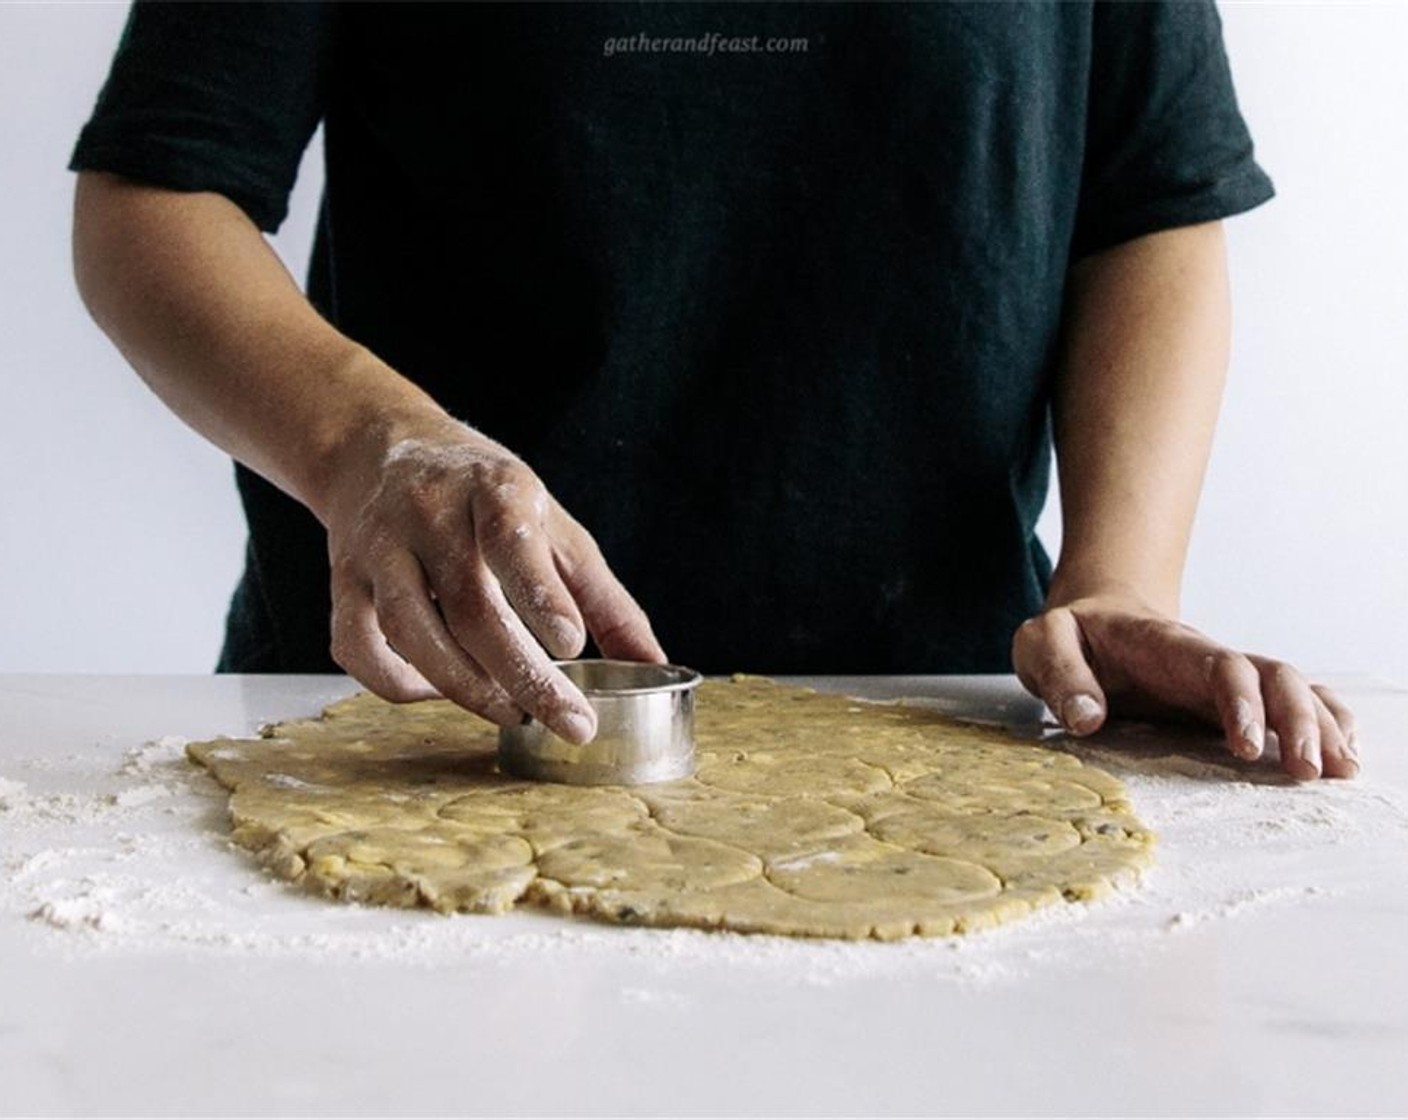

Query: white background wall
[[2, 2, 1405, 682]]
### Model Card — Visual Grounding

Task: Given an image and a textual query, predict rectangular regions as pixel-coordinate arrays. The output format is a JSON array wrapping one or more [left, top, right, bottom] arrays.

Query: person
[[69, 1, 1357, 780]]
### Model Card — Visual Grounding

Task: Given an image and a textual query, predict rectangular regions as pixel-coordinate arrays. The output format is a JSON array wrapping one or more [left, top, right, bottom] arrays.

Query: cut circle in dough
[[188, 676, 1154, 940], [764, 836, 1002, 906], [538, 833, 762, 893]]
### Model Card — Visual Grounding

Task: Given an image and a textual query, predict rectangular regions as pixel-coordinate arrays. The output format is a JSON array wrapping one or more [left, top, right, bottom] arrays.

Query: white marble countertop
[[1, 673, 1405, 1117]]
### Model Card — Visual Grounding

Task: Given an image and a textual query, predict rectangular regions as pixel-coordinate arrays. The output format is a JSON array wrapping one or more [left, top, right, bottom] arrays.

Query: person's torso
[[284, 3, 1095, 672]]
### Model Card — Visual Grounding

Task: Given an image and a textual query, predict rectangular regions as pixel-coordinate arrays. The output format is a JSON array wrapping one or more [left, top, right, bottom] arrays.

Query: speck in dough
[[188, 677, 1154, 940]]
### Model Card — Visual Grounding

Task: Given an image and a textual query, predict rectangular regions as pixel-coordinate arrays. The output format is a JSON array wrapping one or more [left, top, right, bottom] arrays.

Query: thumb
[[1011, 607, 1109, 736]]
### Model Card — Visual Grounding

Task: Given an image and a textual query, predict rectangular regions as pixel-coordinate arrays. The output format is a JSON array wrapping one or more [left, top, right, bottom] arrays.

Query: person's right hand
[[322, 413, 666, 744], [68, 175, 661, 724]]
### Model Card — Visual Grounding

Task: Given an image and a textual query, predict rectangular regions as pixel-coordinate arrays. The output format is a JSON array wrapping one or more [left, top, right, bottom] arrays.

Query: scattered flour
[[3, 712, 1407, 991], [119, 735, 189, 777], [109, 785, 175, 810], [1165, 884, 1325, 930], [0, 776, 28, 812]]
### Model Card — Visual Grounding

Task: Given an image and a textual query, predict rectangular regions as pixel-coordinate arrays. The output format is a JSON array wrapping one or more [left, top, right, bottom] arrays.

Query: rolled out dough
[[188, 677, 1154, 940]]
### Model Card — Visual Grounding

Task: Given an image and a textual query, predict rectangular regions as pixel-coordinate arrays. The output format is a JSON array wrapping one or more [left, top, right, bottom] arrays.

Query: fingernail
[[1238, 719, 1264, 761], [560, 708, 597, 745], [1295, 737, 1321, 776], [1061, 693, 1103, 733], [1344, 731, 1360, 760]]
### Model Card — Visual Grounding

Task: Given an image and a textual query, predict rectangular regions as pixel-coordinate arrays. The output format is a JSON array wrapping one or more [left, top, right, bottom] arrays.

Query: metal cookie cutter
[[497, 659, 703, 786]]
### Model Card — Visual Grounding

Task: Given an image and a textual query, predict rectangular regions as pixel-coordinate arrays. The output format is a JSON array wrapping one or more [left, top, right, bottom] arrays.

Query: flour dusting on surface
[[0, 776, 28, 812], [3, 706, 1406, 991]]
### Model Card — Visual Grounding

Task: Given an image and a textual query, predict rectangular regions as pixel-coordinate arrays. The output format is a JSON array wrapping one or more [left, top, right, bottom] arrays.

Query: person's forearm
[[1048, 221, 1231, 616], [72, 172, 448, 521], [1017, 220, 1355, 780]]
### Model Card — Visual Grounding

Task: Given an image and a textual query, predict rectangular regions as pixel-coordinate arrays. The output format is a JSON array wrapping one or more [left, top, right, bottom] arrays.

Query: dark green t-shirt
[[72, 1, 1273, 675]]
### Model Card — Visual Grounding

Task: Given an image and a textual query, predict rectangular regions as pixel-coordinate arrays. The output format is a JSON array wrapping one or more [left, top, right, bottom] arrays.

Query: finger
[[1311, 685, 1359, 779], [1256, 660, 1322, 781], [1202, 650, 1266, 763], [1011, 608, 1108, 735], [428, 553, 599, 745], [371, 551, 526, 728], [1311, 683, 1359, 756], [470, 482, 587, 659], [553, 515, 667, 664], [330, 573, 440, 703]]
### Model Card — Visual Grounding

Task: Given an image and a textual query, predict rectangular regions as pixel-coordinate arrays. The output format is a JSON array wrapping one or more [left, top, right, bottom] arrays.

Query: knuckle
[[470, 456, 536, 499], [1207, 649, 1250, 687], [329, 644, 352, 675], [477, 507, 536, 554], [1010, 622, 1049, 684], [511, 668, 561, 711], [1202, 650, 1226, 685], [372, 675, 421, 705], [1015, 615, 1046, 642], [402, 479, 446, 523], [1014, 611, 1059, 654], [522, 477, 549, 515], [329, 630, 418, 704], [330, 544, 377, 586], [1265, 660, 1303, 691], [328, 630, 355, 672], [376, 592, 423, 642], [327, 606, 363, 670]]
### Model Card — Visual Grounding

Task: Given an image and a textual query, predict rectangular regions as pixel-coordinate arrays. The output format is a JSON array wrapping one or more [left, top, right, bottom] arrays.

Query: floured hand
[[323, 414, 665, 743]]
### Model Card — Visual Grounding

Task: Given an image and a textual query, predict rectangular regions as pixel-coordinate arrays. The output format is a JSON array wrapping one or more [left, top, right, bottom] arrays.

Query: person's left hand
[[1011, 593, 1359, 781]]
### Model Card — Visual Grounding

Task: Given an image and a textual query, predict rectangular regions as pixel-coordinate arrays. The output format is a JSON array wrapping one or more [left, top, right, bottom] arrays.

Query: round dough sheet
[[188, 676, 1154, 940]]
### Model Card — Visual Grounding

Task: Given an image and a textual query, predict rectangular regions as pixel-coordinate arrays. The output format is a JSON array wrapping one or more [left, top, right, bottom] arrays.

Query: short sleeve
[[1072, 0, 1274, 259], [69, 1, 331, 233]]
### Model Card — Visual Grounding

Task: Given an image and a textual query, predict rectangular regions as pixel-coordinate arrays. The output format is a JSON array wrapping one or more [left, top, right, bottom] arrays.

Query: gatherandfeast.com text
[[603, 33, 809, 59]]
